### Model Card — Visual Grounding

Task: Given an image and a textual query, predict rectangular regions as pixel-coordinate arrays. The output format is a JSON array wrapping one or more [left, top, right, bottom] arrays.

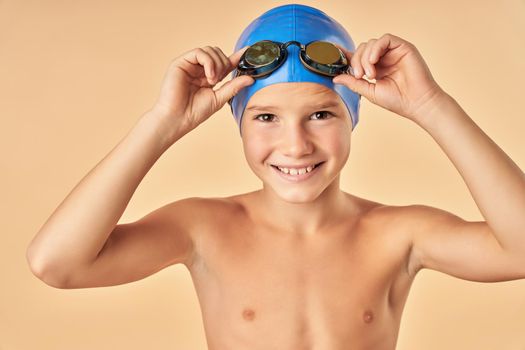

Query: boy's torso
[[183, 191, 418, 350]]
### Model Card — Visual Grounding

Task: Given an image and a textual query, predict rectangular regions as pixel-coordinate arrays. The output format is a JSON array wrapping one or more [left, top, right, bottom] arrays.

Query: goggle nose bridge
[[281, 40, 304, 50]]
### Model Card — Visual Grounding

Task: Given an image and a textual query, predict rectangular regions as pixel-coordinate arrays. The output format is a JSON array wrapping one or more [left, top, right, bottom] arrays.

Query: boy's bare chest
[[185, 204, 416, 349]]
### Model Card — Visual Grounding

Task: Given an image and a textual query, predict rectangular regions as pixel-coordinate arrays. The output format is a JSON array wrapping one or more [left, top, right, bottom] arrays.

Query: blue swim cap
[[230, 4, 361, 136]]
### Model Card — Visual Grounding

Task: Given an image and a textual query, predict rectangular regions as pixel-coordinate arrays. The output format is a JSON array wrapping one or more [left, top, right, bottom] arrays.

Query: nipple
[[242, 308, 256, 321], [363, 310, 374, 323]]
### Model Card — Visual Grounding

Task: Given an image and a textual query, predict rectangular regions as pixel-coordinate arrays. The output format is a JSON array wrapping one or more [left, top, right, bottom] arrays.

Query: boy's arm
[[59, 197, 199, 289], [26, 109, 191, 288], [26, 45, 250, 288], [407, 92, 525, 281], [333, 34, 525, 282]]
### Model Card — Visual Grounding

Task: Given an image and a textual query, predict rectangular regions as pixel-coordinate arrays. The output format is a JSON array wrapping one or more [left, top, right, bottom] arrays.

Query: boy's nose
[[278, 125, 314, 158]]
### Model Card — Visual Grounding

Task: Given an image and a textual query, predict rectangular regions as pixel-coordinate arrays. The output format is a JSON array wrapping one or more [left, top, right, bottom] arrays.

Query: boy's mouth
[[270, 161, 325, 176]]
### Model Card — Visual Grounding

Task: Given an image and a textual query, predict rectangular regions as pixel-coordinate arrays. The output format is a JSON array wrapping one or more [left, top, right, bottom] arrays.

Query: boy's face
[[240, 82, 352, 203]]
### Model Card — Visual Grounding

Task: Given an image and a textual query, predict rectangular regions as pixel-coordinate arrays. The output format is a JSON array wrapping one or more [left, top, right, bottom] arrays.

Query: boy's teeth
[[277, 164, 316, 175]]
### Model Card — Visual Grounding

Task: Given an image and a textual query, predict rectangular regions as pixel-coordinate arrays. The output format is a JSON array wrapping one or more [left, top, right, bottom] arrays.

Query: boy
[[26, 4, 525, 350]]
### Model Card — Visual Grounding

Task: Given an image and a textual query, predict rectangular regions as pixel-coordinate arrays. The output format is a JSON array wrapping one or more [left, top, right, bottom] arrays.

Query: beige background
[[1, 0, 524, 349]]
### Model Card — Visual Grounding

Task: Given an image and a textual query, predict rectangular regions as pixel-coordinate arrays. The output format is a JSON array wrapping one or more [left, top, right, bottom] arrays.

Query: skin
[[27, 34, 525, 350], [240, 82, 353, 234]]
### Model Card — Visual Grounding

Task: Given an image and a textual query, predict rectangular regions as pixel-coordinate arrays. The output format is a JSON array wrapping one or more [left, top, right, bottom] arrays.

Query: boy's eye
[[312, 111, 333, 120], [254, 114, 275, 122], [254, 111, 333, 122]]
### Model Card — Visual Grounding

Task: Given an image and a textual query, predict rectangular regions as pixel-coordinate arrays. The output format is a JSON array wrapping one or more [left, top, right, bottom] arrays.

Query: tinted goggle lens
[[304, 41, 342, 65], [245, 41, 281, 66]]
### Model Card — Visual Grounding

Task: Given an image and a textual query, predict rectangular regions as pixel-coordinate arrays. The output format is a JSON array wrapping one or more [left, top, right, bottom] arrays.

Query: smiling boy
[[26, 4, 525, 350]]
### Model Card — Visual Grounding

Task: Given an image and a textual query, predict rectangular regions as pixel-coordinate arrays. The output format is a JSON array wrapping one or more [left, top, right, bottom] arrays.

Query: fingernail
[[365, 68, 371, 77]]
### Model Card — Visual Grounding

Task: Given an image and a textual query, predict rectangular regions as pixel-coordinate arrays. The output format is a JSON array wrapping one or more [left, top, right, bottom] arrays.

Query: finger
[[228, 45, 251, 71], [351, 42, 366, 79], [202, 46, 225, 84], [214, 75, 254, 107], [369, 33, 403, 64], [361, 39, 377, 79], [184, 48, 217, 85], [200, 46, 223, 84], [332, 73, 373, 101], [213, 46, 234, 81]]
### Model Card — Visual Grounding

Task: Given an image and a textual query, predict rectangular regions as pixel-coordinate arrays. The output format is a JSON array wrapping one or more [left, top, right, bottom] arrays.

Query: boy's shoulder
[[175, 193, 425, 272], [176, 191, 421, 229]]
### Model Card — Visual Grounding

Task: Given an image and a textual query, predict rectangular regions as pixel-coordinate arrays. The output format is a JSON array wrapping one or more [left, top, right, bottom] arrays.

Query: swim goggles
[[228, 40, 353, 106]]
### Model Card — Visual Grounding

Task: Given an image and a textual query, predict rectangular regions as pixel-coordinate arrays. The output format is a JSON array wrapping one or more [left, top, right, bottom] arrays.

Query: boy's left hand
[[333, 33, 447, 122]]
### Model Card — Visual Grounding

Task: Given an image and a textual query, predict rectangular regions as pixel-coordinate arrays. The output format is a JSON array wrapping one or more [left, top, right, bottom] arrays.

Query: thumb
[[333, 73, 373, 100], [214, 75, 255, 107]]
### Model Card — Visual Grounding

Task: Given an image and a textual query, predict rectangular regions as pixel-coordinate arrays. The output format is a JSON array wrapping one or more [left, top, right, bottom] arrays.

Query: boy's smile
[[270, 160, 325, 183], [240, 81, 352, 206]]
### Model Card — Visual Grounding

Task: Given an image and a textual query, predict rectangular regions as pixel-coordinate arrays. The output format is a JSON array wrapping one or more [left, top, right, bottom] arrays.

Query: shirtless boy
[[26, 4, 525, 350]]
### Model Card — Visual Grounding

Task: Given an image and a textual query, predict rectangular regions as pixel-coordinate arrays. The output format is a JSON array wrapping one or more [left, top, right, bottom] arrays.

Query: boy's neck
[[252, 179, 354, 236]]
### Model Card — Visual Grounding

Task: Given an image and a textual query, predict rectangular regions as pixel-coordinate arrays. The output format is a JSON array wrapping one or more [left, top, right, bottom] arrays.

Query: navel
[[363, 309, 374, 323], [242, 308, 256, 321]]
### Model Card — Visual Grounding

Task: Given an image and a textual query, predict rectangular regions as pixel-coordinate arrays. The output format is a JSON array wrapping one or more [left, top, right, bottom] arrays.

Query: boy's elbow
[[26, 246, 70, 289]]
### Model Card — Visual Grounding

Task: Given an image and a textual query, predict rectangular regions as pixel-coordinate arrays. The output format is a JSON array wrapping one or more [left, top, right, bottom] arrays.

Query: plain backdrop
[[1, 0, 524, 349]]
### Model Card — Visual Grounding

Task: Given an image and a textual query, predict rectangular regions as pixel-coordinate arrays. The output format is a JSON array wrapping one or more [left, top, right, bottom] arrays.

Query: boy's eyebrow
[[246, 101, 340, 111]]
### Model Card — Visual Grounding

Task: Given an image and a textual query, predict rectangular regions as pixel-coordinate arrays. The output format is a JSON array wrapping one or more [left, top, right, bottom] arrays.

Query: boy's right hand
[[150, 45, 254, 140]]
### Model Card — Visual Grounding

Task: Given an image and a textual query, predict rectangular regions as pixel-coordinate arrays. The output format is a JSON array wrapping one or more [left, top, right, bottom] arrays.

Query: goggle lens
[[305, 41, 341, 65], [245, 41, 280, 66]]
